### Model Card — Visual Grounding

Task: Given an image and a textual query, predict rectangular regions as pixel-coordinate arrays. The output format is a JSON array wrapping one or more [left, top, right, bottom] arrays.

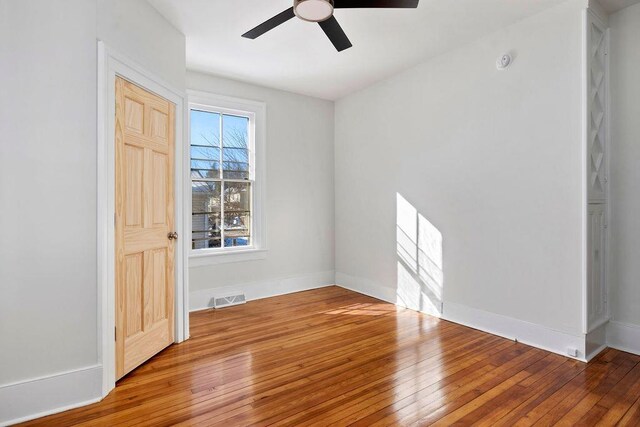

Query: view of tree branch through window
[[191, 109, 252, 250]]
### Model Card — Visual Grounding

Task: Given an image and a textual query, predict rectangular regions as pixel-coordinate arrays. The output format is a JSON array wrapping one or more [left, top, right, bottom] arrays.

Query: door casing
[[97, 41, 189, 398]]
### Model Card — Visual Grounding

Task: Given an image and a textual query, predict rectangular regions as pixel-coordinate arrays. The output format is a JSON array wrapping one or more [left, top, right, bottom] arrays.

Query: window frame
[[187, 90, 267, 266]]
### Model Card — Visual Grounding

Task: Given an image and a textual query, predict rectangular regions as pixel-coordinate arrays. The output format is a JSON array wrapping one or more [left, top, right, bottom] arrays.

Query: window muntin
[[190, 108, 253, 250]]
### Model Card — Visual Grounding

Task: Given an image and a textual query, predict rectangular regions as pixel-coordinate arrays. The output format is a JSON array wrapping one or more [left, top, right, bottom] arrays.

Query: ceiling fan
[[242, 0, 419, 52]]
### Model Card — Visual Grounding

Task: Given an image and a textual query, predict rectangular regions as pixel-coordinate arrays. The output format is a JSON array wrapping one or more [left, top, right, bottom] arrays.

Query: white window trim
[[187, 90, 267, 267]]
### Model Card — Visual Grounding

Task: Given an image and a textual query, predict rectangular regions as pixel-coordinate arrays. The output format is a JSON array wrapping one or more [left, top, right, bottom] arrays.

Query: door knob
[[168, 232, 178, 240]]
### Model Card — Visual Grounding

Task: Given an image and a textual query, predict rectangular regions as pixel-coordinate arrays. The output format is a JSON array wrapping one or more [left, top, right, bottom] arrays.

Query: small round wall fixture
[[294, 0, 335, 22], [496, 53, 512, 70]]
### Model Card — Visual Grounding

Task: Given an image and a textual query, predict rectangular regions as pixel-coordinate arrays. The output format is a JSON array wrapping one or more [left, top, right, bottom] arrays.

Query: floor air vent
[[212, 293, 246, 309]]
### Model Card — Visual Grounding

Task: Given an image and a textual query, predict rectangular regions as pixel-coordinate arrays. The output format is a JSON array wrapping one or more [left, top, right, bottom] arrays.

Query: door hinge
[[115, 326, 117, 340]]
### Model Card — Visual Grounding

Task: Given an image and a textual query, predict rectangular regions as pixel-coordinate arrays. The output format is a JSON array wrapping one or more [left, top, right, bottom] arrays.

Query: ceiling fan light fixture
[[294, 0, 334, 22]]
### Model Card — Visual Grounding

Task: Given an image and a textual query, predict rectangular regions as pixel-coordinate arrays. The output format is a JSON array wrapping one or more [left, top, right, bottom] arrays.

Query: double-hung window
[[189, 92, 265, 262]]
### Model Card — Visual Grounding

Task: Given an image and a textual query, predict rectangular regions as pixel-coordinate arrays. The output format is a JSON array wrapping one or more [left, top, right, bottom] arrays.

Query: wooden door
[[115, 77, 176, 380]]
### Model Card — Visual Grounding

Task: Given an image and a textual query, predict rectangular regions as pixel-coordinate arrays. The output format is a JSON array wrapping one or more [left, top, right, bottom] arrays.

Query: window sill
[[189, 248, 268, 267]]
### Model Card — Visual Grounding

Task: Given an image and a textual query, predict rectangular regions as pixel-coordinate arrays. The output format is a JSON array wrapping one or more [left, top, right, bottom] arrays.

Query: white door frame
[[97, 41, 189, 397]]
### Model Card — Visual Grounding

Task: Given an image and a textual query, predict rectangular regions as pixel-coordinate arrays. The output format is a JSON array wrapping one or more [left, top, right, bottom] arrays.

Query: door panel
[[115, 76, 175, 380], [124, 97, 144, 135], [151, 249, 167, 322], [587, 203, 607, 330], [150, 109, 169, 141], [124, 145, 143, 227], [125, 254, 143, 338], [152, 153, 168, 225]]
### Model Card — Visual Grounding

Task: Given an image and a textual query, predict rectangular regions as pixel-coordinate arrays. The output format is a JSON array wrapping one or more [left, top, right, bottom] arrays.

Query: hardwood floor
[[21, 286, 640, 426]]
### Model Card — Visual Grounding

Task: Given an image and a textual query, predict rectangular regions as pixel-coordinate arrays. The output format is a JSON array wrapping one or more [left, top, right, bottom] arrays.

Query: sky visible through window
[[190, 110, 249, 180]]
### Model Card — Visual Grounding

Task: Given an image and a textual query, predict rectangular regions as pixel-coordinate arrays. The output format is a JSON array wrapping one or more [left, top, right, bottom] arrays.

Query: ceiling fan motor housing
[[294, 0, 335, 22]]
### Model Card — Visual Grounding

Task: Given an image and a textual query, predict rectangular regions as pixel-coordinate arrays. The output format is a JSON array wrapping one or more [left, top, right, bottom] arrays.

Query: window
[[188, 92, 266, 262]]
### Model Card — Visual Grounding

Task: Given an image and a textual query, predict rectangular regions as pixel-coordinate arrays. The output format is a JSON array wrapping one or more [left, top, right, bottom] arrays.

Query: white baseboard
[[585, 320, 609, 361], [441, 302, 587, 361], [0, 365, 102, 426], [335, 272, 586, 361], [607, 321, 640, 356], [190, 270, 336, 312], [336, 272, 444, 317], [335, 272, 397, 304]]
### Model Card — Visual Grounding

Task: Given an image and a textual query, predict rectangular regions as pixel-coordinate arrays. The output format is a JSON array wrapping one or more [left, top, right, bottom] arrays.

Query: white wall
[[0, 0, 99, 386], [609, 2, 640, 327], [0, 0, 185, 423], [186, 71, 335, 309], [335, 1, 585, 336], [97, 0, 186, 91]]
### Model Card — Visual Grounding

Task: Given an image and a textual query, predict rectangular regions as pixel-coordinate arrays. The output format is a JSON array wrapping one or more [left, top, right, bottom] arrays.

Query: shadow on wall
[[396, 193, 443, 317]]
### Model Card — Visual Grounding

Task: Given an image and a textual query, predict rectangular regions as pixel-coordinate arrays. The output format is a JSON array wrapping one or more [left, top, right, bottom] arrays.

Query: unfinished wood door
[[115, 77, 176, 380]]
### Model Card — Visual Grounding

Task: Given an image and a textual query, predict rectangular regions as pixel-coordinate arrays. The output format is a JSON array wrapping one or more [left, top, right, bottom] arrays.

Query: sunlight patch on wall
[[396, 193, 443, 317]]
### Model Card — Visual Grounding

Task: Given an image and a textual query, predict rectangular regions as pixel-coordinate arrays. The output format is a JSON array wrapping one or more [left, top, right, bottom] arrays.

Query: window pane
[[192, 181, 221, 213], [222, 152, 249, 179], [191, 145, 220, 179], [191, 110, 220, 147], [191, 161, 220, 180], [192, 214, 221, 249], [191, 112, 221, 178], [222, 114, 250, 179], [222, 114, 248, 148], [191, 145, 220, 161], [223, 181, 250, 247], [192, 181, 221, 249]]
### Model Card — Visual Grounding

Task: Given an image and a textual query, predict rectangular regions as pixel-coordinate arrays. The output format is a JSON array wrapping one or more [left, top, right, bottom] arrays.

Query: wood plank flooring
[[21, 286, 640, 426]]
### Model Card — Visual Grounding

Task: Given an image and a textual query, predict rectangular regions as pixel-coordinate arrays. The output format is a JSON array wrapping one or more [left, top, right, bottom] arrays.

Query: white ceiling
[[149, 0, 571, 100]]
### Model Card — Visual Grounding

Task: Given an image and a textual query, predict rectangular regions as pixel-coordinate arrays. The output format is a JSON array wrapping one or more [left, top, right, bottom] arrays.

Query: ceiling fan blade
[[318, 16, 352, 52], [242, 7, 295, 39], [334, 0, 418, 8]]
